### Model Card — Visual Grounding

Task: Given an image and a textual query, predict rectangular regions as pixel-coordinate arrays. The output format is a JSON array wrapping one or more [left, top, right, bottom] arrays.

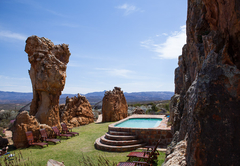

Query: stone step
[[105, 133, 137, 141], [100, 136, 142, 146], [95, 138, 146, 152], [109, 131, 134, 136]]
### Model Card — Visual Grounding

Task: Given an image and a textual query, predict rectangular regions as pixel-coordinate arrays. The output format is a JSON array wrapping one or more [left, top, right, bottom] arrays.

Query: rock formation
[[25, 35, 71, 128], [132, 107, 144, 114], [60, 94, 94, 128], [164, 0, 240, 165], [0, 136, 8, 148], [102, 87, 128, 122], [11, 111, 53, 148]]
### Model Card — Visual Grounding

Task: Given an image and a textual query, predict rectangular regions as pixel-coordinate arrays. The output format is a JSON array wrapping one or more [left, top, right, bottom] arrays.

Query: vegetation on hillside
[[0, 110, 18, 128]]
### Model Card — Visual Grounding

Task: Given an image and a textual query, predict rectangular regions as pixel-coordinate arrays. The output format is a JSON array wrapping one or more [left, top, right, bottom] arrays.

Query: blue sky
[[0, 0, 187, 94]]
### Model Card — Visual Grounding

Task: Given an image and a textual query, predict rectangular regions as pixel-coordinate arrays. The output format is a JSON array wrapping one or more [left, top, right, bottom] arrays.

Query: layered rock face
[[12, 111, 53, 148], [165, 0, 240, 165], [60, 94, 94, 128], [102, 87, 128, 122], [25, 36, 70, 128]]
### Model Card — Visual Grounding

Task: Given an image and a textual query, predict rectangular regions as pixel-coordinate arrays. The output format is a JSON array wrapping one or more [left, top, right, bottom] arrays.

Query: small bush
[[133, 103, 142, 107], [164, 103, 170, 111], [0, 110, 18, 128], [0, 127, 6, 137], [151, 104, 158, 112]]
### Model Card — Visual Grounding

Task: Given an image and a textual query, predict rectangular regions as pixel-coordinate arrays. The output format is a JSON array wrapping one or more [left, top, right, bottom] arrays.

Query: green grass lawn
[[0, 122, 165, 166]]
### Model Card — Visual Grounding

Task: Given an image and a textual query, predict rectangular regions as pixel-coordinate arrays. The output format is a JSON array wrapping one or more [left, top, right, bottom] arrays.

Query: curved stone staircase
[[95, 130, 146, 152]]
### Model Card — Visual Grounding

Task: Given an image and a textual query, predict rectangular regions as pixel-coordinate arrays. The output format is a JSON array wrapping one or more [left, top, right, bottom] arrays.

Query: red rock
[[102, 87, 128, 122], [25, 35, 70, 129], [60, 94, 94, 127], [11, 111, 53, 148]]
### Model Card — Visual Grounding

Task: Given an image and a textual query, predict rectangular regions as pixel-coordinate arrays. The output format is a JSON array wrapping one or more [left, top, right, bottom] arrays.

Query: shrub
[[133, 103, 142, 107], [164, 103, 170, 111], [0, 127, 6, 137], [0, 110, 18, 128], [151, 104, 158, 112], [146, 109, 151, 114]]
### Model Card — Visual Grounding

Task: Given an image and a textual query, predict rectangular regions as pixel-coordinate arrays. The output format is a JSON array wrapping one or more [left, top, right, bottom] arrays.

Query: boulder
[[11, 111, 53, 149], [166, 0, 240, 165], [60, 94, 94, 128], [102, 87, 128, 122], [25, 35, 70, 128], [132, 107, 144, 114], [0, 136, 8, 148]]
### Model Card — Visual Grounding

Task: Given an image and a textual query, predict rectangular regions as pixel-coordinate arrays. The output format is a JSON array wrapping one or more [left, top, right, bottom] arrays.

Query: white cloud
[[141, 25, 186, 59], [0, 30, 27, 41], [95, 68, 134, 78], [117, 4, 143, 15]]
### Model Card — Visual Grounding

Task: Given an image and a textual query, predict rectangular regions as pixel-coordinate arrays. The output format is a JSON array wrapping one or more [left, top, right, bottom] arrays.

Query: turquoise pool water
[[115, 118, 162, 128]]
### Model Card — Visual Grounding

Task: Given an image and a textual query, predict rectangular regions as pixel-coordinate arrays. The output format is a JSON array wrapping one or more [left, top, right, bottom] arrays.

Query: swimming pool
[[109, 115, 173, 146], [114, 118, 162, 128]]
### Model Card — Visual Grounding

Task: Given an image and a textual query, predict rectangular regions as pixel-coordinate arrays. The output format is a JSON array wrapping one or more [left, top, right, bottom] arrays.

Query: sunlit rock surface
[[102, 87, 128, 122], [60, 94, 94, 128], [165, 0, 240, 165], [25, 35, 70, 128], [12, 111, 53, 148]]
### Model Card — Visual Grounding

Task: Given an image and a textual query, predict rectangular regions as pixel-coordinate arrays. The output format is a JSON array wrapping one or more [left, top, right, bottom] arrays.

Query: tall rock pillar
[[102, 87, 128, 122], [25, 35, 71, 128]]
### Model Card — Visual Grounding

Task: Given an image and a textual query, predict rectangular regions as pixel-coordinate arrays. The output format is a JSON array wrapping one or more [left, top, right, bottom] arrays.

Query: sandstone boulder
[[102, 87, 128, 122], [25, 35, 70, 128], [11, 111, 53, 148], [167, 0, 240, 165], [60, 94, 94, 128]]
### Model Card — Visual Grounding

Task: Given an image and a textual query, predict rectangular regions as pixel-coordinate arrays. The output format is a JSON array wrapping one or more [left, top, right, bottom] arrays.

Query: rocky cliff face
[[25, 35, 70, 128], [165, 0, 240, 165], [60, 94, 94, 128], [102, 87, 128, 122]]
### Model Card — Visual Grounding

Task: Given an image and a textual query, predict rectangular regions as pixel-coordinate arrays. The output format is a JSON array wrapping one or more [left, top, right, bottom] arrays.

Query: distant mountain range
[[0, 90, 174, 105]]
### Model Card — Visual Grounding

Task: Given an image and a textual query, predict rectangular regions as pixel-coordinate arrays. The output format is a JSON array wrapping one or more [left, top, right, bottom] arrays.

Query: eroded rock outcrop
[[164, 134, 187, 166], [60, 94, 94, 128], [165, 1, 240, 165], [12, 111, 53, 148], [102, 87, 128, 122], [25, 35, 71, 128], [132, 107, 144, 114]]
